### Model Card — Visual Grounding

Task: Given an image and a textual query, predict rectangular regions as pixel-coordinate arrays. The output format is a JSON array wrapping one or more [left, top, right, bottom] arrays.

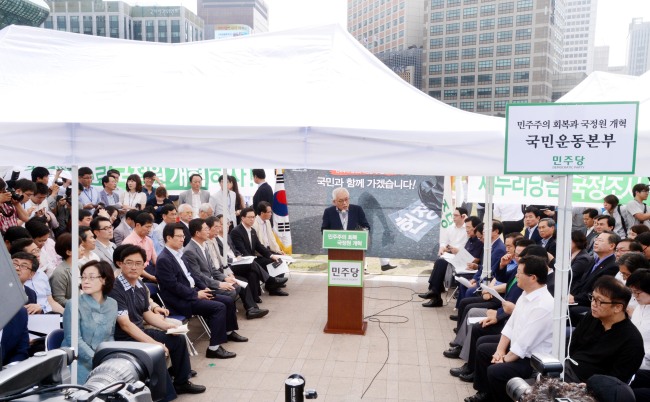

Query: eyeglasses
[[98, 226, 113, 231], [13, 262, 33, 271], [79, 275, 102, 281], [588, 293, 622, 306], [123, 260, 145, 268], [173, 234, 185, 238]]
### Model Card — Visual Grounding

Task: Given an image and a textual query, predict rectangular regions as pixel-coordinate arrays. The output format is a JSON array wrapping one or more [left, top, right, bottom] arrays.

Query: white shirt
[[501, 285, 555, 359], [439, 224, 468, 250], [631, 303, 650, 370], [493, 203, 523, 222], [166, 246, 195, 288], [626, 199, 650, 228], [191, 192, 202, 218]]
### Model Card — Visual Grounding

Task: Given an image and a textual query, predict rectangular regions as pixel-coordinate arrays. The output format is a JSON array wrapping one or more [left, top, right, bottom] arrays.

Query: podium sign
[[322, 230, 368, 250], [328, 260, 363, 287]]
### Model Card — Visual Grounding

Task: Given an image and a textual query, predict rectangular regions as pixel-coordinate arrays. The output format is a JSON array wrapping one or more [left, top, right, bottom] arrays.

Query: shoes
[[453, 327, 458, 334], [206, 346, 236, 359], [459, 371, 475, 383], [443, 345, 461, 359], [422, 298, 443, 307], [269, 289, 289, 296], [254, 297, 263, 304], [246, 307, 269, 319], [449, 314, 458, 321], [450, 363, 471, 377], [418, 290, 436, 299], [381, 264, 397, 271], [449, 341, 458, 347], [279, 283, 287, 288], [464, 391, 489, 402], [174, 381, 206, 394], [267, 277, 288, 287], [227, 331, 248, 342]]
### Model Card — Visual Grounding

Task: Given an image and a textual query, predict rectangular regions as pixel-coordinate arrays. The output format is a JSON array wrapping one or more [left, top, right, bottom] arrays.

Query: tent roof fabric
[[0, 24, 505, 175]]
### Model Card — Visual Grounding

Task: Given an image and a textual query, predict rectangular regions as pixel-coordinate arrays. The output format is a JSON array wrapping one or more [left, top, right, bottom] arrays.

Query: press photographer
[[0, 177, 34, 233]]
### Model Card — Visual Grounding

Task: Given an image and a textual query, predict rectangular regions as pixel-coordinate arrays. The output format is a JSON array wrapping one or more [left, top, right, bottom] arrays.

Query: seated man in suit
[[109, 245, 205, 396], [538, 217, 557, 265], [177, 204, 193, 246], [523, 206, 542, 244], [182, 218, 268, 320], [231, 207, 287, 296], [157, 223, 246, 359], [12, 251, 39, 312]]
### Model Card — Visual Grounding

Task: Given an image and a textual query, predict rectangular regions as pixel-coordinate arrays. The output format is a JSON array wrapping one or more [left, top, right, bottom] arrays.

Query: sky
[[131, 0, 649, 66]]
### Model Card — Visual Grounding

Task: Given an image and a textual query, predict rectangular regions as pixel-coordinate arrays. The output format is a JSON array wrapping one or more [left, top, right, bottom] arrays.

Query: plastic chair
[[45, 328, 65, 351]]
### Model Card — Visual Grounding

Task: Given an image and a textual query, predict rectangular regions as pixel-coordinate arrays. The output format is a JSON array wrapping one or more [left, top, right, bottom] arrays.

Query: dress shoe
[[449, 314, 458, 321], [206, 347, 236, 359], [443, 345, 461, 359], [418, 290, 436, 299], [227, 331, 248, 342], [254, 297, 263, 304], [449, 363, 471, 377], [268, 276, 288, 286], [381, 264, 397, 271], [279, 283, 287, 288], [422, 298, 443, 307], [449, 341, 458, 347], [453, 327, 458, 334], [459, 371, 475, 383], [269, 289, 289, 296], [190, 369, 197, 378], [246, 307, 269, 319], [174, 381, 206, 394], [464, 391, 489, 402]]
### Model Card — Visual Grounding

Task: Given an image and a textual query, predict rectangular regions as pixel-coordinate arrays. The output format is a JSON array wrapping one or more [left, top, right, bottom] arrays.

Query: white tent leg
[[553, 175, 572, 377]]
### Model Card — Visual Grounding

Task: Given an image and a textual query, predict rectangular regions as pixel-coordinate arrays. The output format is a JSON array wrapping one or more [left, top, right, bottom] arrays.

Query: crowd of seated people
[[0, 167, 292, 399]]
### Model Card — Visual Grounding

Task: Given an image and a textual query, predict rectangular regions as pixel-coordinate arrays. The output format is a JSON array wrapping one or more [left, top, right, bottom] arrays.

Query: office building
[[627, 18, 650, 76], [562, 0, 597, 73], [0, 0, 50, 29], [376, 47, 424, 90], [423, 0, 565, 116], [197, 0, 268, 40], [43, 0, 204, 43], [592, 45, 609, 72]]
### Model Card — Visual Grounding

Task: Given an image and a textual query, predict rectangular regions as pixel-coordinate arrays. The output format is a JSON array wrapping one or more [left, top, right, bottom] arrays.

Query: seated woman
[[146, 186, 173, 224], [119, 174, 147, 213], [50, 233, 73, 307], [62, 260, 117, 383]]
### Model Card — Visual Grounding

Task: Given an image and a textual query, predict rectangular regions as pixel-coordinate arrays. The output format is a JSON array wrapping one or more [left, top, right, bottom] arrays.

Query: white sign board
[[328, 260, 363, 287], [505, 102, 638, 174]]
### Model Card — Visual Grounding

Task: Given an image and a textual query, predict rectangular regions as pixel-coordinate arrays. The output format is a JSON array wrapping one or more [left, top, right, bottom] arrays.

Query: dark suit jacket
[[180, 221, 191, 247], [24, 286, 37, 305], [494, 264, 524, 321], [182, 240, 227, 290], [543, 237, 557, 258], [524, 226, 542, 244], [571, 254, 619, 306], [472, 238, 507, 282], [584, 229, 598, 253], [230, 224, 272, 259], [156, 247, 208, 318], [571, 250, 594, 282], [321, 204, 369, 231], [1, 308, 29, 365], [253, 182, 273, 211]]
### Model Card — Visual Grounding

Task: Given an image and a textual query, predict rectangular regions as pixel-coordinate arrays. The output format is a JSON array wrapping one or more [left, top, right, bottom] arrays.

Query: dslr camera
[[506, 353, 565, 401], [0, 342, 168, 402]]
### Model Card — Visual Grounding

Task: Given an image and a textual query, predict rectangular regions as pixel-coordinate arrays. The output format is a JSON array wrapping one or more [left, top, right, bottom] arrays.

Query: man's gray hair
[[332, 187, 349, 201], [199, 203, 213, 213], [540, 217, 555, 228], [178, 203, 193, 213]]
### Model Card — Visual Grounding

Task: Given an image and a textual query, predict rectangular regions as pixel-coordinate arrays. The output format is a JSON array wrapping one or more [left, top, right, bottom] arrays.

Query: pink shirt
[[122, 232, 157, 266]]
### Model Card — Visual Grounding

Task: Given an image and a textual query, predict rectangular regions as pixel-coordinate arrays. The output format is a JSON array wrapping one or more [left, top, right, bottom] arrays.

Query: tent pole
[[221, 168, 230, 261], [482, 176, 494, 282], [70, 165, 79, 383], [553, 175, 572, 376]]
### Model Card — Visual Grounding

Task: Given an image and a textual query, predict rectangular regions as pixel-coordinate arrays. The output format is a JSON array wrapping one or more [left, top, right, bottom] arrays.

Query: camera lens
[[506, 377, 531, 401]]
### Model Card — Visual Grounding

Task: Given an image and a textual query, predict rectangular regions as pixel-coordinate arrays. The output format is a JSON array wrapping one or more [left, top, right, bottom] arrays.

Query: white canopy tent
[[0, 24, 505, 174]]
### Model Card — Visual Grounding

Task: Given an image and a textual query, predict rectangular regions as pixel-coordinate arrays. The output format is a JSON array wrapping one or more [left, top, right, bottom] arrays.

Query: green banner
[[322, 230, 368, 250]]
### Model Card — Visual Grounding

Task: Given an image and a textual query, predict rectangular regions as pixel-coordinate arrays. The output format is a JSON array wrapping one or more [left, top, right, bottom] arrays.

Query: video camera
[[506, 353, 566, 401], [0, 342, 168, 402], [2, 171, 24, 204]]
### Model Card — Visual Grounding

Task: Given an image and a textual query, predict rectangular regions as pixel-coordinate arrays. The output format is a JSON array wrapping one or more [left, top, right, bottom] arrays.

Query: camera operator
[[466, 255, 554, 402], [0, 177, 34, 233]]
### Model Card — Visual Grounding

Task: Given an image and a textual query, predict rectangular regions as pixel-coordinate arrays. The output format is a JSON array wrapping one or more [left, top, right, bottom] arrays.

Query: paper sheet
[[467, 316, 487, 325], [231, 256, 255, 266], [482, 286, 506, 303], [167, 324, 189, 335], [454, 276, 474, 288]]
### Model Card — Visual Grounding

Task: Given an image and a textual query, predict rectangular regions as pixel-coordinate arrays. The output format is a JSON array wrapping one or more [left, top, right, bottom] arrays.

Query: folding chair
[[155, 286, 198, 356]]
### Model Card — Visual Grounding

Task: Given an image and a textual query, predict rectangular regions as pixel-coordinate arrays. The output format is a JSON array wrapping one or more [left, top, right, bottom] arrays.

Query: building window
[[44, 16, 53, 29], [495, 73, 510, 83], [430, 38, 443, 49], [478, 74, 492, 85], [498, 2, 514, 14], [478, 60, 493, 71], [498, 16, 513, 28], [495, 86, 510, 96], [462, 62, 476, 72], [171, 20, 180, 43], [515, 28, 531, 40], [517, 0, 533, 12], [447, 23, 460, 34], [444, 89, 458, 99], [516, 14, 533, 26], [479, 32, 494, 44], [514, 43, 530, 54], [447, 0, 461, 6], [477, 101, 492, 111], [429, 78, 442, 87], [70, 16, 79, 33], [463, 7, 478, 18], [460, 102, 474, 111], [431, 25, 443, 35], [82, 16, 92, 35], [480, 4, 495, 16], [497, 30, 512, 42], [446, 50, 459, 60], [446, 36, 460, 47], [57, 16, 67, 31], [145, 20, 154, 42], [429, 90, 442, 99], [514, 57, 530, 68], [497, 44, 512, 55], [96, 16, 106, 36], [109, 15, 119, 38], [480, 18, 495, 30], [479, 46, 493, 57], [430, 51, 443, 62], [496, 59, 511, 70], [514, 71, 529, 82], [462, 48, 476, 59], [478, 88, 492, 98], [431, 0, 444, 10], [133, 20, 142, 40], [461, 88, 474, 99], [158, 20, 167, 42], [463, 0, 478, 4], [513, 85, 529, 96], [445, 76, 459, 86], [461, 75, 475, 86], [447, 9, 461, 20], [462, 34, 476, 45], [429, 64, 443, 74], [431, 11, 444, 22], [445, 63, 459, 73], [495, 100, 507, 111], [463, 21, 477, 32]]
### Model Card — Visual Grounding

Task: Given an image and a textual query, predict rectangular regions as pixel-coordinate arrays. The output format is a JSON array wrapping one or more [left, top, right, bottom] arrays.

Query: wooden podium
[[322, 230, 367, 335]]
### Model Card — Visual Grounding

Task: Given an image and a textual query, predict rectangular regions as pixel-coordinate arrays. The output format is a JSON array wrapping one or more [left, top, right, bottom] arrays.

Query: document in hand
[[454, 276, 474, 289], [482, 286, 506, 303], [166, 324, 189, 335], [234, 278, 248, 288], [231, 256, 255, 266], [267, 259, 289, 277]]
